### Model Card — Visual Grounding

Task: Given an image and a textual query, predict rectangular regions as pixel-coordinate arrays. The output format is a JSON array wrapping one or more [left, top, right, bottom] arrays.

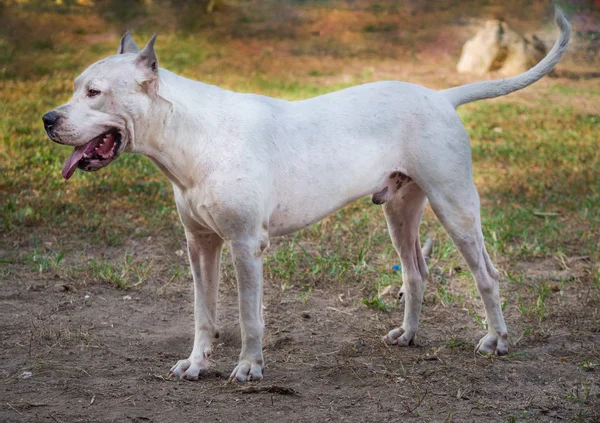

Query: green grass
[[363, 294, 392, 312], [88, 253, 153, 290]]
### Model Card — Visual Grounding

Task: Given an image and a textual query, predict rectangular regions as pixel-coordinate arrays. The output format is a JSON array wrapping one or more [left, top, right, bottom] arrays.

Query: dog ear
[[117, 31, 140, 55], [136, 34, 159, 77]]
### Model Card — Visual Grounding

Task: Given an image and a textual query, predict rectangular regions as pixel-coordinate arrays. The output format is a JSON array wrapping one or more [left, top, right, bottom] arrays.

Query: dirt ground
[[1, 235, 598, 423]]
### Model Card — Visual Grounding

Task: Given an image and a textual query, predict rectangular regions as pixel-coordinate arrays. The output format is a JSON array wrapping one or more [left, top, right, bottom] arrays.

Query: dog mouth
[[62, 129, 122, 179]]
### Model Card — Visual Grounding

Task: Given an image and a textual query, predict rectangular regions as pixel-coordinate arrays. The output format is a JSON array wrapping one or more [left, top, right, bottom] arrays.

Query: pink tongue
[[62, 145, 87, 180]]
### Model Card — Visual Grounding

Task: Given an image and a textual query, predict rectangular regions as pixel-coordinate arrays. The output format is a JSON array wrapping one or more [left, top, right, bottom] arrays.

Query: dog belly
[[267, 163, 403, 237], [268, 194, 363, 237]]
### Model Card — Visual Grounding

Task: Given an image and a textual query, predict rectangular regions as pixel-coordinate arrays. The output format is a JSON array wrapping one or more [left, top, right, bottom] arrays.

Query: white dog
[[43, 8, 570, 382]]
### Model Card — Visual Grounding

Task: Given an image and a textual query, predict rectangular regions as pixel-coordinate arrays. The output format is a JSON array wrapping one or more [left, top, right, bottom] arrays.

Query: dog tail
[[441, 6, 570, 109]]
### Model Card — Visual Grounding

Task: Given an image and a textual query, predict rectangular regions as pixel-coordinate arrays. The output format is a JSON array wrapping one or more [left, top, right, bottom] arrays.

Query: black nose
[[42, 111, 60, 130]]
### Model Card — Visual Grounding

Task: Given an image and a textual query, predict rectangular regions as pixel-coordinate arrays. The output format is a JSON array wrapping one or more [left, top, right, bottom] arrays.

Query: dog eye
[[87, 89, 101, 98]]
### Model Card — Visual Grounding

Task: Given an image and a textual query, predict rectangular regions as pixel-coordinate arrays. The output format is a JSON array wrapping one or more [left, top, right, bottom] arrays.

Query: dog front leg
[[169, 232, 223, 380], [228, 238, 265, 382]]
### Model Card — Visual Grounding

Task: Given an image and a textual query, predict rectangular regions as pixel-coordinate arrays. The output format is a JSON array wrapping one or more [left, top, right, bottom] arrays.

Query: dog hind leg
[[382, 182, 429, 346], [426, 178, 509, 355]]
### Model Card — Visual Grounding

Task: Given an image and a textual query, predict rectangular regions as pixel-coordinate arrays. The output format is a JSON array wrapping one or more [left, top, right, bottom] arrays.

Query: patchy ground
[[1, 0, 600, 421], [1, 233, 598, 422]]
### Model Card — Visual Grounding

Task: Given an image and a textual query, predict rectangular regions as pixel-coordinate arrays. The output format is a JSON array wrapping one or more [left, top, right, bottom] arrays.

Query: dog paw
[[476, 333, 509, 356], [168, 354, 210, 380], [383, 327, 415, 346], [229, 359, 263, 382]]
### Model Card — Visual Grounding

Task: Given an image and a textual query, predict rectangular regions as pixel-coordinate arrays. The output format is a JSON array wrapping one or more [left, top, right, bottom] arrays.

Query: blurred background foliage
[[1, 0, 598, 80]]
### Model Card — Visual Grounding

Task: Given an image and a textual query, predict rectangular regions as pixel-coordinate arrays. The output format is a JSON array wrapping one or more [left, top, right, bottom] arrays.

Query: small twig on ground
[[315, 349, 340, 357], [351, 368, 366, 385], [117, 396, 132, 404], [159, 273, 178, 294], [6, 403, 22, 415], [326, 307, 352, 316], [401, 390, 428, 415], [234, 385, 299, 396]]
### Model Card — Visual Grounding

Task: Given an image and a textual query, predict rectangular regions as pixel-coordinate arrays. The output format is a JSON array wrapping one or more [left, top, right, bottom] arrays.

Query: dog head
[[43, 32, 160, 179]]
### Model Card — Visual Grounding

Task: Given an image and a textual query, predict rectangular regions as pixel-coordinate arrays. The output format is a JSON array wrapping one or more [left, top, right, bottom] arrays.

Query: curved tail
[[442, 6, 571, 109]]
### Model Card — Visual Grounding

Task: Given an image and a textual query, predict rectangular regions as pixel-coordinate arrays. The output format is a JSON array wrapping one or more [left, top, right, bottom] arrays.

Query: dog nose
[[42, 111, 60, 130]]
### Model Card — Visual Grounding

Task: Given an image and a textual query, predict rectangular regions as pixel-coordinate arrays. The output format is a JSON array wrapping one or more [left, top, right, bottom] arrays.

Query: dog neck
[[133, 69, 224, 191]]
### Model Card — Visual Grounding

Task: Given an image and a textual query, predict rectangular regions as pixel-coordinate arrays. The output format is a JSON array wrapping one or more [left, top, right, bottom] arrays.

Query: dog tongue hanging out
[[42, 9, 570, 384], [61, 129, 122, 179]]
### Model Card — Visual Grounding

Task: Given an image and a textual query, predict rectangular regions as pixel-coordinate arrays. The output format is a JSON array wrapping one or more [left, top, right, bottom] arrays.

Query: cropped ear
[[136, 34, 158, 78], [117, 31, 140, 54], [135, 34, 159, 94]]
